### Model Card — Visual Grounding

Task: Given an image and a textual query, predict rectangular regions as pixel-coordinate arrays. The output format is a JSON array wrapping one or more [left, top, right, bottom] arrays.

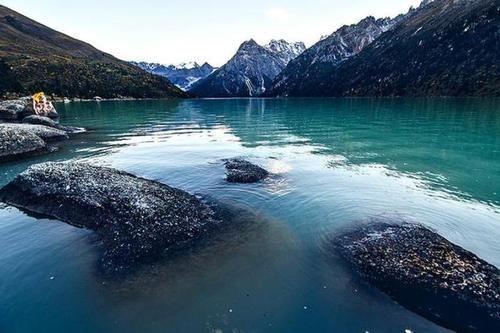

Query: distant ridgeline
[[0, 5, 185, 99], [269, 0, 500, 97], [188, 0, 500, 98], [130, 61, 217, 91]]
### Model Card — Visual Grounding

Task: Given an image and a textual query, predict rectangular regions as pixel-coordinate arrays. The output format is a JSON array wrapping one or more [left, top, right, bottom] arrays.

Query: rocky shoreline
[[0, 97, 86, 162], [331, 220, 500, 333]]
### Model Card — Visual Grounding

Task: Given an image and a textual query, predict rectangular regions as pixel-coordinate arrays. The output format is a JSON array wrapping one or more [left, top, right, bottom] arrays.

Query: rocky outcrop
[[0, 121, 88, 161], [332, 221, 500, 333], [0, 126, 48, 161], [0, 123, 68, 141], [0, 97, 59, 120], [0, 97, 33, 120], [225, 159, 269, 183], [22, 115, 86, 134], [0, 162, 224, 273], [22, 115, 58, 127]]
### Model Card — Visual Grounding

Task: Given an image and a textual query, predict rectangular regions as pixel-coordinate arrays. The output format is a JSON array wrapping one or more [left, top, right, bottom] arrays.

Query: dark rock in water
[[225, 159, 269, 183], [22, 115, 58, 127], [0, 126, 47, 161], [0, 162, 224, 273], [0, 123, 68, 141], [332, 221, 500, 333]]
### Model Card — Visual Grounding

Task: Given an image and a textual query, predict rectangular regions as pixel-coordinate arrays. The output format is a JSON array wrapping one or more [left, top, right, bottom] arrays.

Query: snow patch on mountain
[[131, 61, 216, 91]]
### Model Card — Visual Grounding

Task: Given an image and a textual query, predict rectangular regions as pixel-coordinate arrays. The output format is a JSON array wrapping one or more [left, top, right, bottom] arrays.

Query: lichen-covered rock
[[0, 97, 32, 120], [21, 115, 85, 134], [225, 159, 269, 183], [332, 221, 500, 333], [22, 115, 58, 127], [0, 123, 68, 141], [0, 162, 224, 273], [0, 126, 47, 161]]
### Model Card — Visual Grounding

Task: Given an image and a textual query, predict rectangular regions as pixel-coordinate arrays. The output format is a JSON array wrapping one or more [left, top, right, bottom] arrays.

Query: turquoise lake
[[1, 98, 499, 333]]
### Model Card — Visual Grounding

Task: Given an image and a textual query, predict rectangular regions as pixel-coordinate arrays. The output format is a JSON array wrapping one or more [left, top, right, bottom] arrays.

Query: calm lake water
[[1, 98, 499, 333]]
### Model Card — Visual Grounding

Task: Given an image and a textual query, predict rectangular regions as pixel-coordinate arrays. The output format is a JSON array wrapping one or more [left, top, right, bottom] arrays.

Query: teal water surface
[[1, 98, 499, 333]]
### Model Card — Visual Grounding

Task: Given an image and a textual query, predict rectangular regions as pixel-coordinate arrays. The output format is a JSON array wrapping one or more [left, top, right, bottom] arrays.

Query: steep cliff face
[[190, 39, 305, 97], [269, 16, 400, 96], [0, 5, 186, 98]]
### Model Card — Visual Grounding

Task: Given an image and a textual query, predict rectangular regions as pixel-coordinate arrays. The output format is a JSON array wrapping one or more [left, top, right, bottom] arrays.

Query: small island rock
[[332, 221, 500, 333], [0, 126, 47, 161], [225, 159, 269, 183], [0, 162, 224, 273]]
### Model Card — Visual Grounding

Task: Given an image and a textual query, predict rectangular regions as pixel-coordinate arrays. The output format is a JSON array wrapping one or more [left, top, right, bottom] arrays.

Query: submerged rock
[[0, 162, 224, 273], [224, 159, 269, 183], [0, 126, 48, 161], [332, 221, 500, 333]]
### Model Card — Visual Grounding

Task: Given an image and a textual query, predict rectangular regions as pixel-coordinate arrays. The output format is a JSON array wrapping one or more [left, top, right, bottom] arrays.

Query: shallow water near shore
[[1, 98, 499, 333]]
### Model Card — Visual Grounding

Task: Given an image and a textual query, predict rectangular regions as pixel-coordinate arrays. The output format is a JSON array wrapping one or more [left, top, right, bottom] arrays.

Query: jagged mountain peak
[[238, 39, 261, 52], [269, 14, 400, 96], [190, 38, 305, 97]]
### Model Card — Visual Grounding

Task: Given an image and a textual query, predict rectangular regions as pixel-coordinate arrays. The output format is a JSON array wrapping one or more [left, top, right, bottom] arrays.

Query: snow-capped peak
[[264, 39, 306, 65], [174, 61, 200, 70]]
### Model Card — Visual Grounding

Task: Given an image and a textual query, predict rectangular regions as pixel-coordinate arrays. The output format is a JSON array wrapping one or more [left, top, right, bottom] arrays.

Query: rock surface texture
[[0, 126, 47, 161], [0, 123, 68, 141], [0, 162, 224, 273], [333, 221, 500, 333], [0, 97, 34, 120], [225, 159, 269, 183]]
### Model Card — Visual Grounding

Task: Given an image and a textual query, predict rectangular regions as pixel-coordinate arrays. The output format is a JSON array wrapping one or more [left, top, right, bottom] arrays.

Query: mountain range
[[2, 0, 499, 99], [0, 5, 185, 99], [131, 61, 216, 91], [189, 39, 306, 97], [270, 0, 500, 97]]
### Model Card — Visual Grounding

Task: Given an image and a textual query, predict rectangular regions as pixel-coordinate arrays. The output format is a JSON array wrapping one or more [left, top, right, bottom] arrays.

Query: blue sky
[[4, 0, 421, 66]]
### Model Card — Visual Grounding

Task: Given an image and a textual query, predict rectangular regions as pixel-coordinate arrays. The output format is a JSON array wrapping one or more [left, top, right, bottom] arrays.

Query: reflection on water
[[1, 98, 499, 333]]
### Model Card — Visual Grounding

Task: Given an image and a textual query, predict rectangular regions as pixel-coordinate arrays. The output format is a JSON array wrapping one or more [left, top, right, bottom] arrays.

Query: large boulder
[[0, 97, 32, 120], [22, 115, 58, 127], [332, 221, 500, 333], [22, 115, 86, 134], [0, 123, 68, 141], [0, 126, 47, 161], [224, 159, 269, 183], [0, 162, 224, 273]]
